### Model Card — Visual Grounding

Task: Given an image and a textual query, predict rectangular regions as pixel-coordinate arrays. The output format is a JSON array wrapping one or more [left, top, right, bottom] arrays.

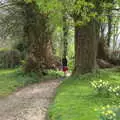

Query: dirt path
[[0, 80, 61, 120]]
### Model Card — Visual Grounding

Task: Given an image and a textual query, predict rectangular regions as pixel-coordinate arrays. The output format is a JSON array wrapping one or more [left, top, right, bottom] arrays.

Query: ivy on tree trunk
[[23, 2, 60, 73]]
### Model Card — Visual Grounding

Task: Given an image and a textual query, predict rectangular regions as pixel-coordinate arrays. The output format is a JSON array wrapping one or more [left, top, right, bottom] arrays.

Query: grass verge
[[48, 69, 120, 120], [0, 68, 63, 97]]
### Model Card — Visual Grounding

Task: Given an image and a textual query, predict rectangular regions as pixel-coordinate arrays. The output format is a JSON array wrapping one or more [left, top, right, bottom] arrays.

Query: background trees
[[0, 0, 120, 75]]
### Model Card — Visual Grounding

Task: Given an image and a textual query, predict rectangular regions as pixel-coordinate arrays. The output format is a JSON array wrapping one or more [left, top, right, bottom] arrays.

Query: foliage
[[108, 85, 120, 97], [67, 28, 75, 70], [91, 80, 110, 95], [52, 27, 63, 56], [34, 0, 118, 27], [47, 70, 63, 78], [0, 68, 22, 96], [0, 49, 21, 69], [1, 0, 119, 74], [99, 105, 120, 120], [0, 68, 63, 97], [91, 79, 120, 97], [0, 0, 25, 40], [52, 26, 74, 70], [13, 39, 29, 60], [15, 69, 41, 85], [0, 68, 40, 96], [68, 57, 74, 70], [35, 0, 63, 28], [48, 69, 120, 120]]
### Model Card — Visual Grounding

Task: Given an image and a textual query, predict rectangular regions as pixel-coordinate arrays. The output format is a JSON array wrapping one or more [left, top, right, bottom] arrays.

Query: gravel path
[[0, 80, 61, 120]]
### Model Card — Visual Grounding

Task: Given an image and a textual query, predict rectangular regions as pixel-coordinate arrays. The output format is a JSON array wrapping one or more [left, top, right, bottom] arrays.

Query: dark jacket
[[62, 58, 67, 66]]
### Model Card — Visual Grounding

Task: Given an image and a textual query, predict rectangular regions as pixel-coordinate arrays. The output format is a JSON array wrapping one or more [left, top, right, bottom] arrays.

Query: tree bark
[[23, 2, 60, 73], [73, 20, 97, 74]]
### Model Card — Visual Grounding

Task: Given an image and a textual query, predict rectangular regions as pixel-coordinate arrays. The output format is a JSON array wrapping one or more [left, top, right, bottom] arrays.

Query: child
[[62, 57, 68, 77]]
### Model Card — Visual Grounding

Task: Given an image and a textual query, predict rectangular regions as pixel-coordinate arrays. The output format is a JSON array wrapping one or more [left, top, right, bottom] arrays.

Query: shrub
[[91, 80, 120, 97], [13, 39, 29, 60], [91, 80, 110, 95], [108, 85, 120, 97], [67, 57, 75, 70], [0, 48, 21, 69], [99, 105, 120, 120]]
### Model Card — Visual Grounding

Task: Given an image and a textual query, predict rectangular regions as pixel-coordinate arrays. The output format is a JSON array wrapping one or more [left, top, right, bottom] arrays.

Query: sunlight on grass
[[48, 69, 120, 120], [0, 68, 63, 97], [0, 69, 20, 96]]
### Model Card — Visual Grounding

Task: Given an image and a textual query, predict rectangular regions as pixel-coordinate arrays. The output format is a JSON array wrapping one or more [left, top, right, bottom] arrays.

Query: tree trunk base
[[97, 59, 114, 68], [24, 54, 61, 74]]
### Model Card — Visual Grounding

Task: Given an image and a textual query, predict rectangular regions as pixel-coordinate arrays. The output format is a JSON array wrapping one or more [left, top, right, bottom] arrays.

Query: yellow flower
[[102, 111, 105, 114], [107, 110, 113, 114], [106, 105, 110, 108], [94, 108, 97, 111], [112, 113, 116, 116], [102, 107, 105, 110]]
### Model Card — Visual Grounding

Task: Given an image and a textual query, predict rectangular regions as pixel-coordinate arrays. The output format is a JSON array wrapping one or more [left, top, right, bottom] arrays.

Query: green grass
[[0, 68, 63, 97], [0, 69, 21, 96], [48, 69, 120, 120]]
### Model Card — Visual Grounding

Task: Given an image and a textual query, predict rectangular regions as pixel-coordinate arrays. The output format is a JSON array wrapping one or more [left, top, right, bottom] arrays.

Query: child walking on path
[[62, 57, 68, 77]]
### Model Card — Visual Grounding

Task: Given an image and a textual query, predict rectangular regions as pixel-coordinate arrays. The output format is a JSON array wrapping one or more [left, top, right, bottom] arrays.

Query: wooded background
[[0, 0, 120, 75]]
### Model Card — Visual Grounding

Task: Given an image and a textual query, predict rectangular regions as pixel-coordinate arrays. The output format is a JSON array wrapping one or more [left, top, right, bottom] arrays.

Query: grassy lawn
[[0, 69, 27, 96], [0, 68, 63, 97], [48, 69, 120, 120]]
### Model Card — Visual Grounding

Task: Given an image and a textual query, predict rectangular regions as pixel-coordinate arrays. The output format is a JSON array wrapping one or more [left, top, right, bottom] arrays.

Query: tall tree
[[0, 0, 24, 41], [69, 0, 115, 74], [0, 0, 62, 73], [107, 11, 112, 47], [72, 1, 98, 74], [23, 1, 61, 73], [73, 20, 97, 74], [62, 14, 69, 58]]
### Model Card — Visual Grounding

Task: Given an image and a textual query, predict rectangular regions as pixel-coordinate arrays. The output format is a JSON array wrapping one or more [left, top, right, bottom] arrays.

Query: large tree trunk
[[73, 20, 97, 74], [23, 2, 60, 73]]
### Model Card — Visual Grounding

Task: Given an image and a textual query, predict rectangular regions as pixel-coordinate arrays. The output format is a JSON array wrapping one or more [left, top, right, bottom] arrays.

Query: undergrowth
[[0, 68, 63, 97]]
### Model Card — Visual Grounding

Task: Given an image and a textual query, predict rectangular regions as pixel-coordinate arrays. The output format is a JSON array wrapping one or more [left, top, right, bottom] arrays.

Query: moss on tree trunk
[[23, 2, 60, 73]]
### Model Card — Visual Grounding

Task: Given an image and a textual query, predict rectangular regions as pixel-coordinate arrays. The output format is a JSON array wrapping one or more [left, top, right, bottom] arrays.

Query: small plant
[[91, 80, 110, 95], [108, 85, 120, 97], [91, 80, 120, 97], [99, 105, 120, 120]]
